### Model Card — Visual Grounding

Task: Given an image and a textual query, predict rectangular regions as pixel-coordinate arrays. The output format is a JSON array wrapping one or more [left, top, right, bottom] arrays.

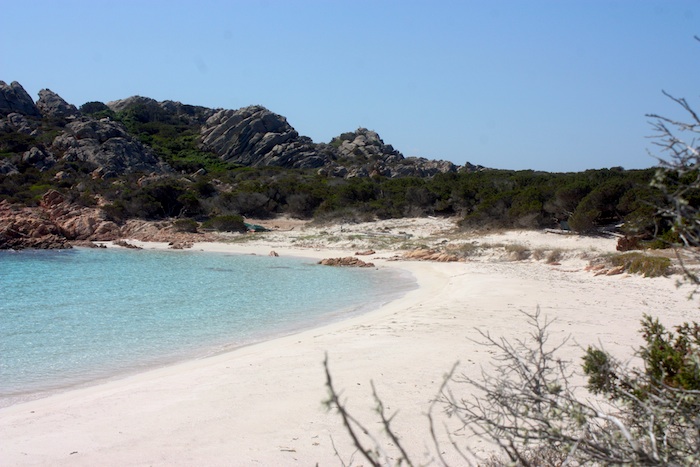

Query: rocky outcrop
[[0, 190, 130, 249], [22, 147, 56, 171], [0, 81, 41, 118], [40, 190, 121, 241], [323, 128, 460, 178], [51, 119, 171, 177], [200, 106, 331, 169], [1, 80, 484, 183], [201, 113, 466, 178], [0, 112, 39, 134], [318, 256, 375, 267], [36, 89, 79, 119], [403, 248, 460, 262], [0, 159, 19, 175], [106, 96, 216, 125], [0, 200, 71, 249]]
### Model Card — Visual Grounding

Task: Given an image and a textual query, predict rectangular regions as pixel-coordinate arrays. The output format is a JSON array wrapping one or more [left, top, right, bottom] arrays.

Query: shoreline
[[0, 243, 416, 409], [1, 230, 698, 465]]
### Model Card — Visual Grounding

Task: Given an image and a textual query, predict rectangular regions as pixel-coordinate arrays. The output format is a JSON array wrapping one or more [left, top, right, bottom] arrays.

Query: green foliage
[[585, 315, 700, 395], [639, 316, 700, 390], [0, 131, 37, 154], [329, 311, 700, 465], [114, 107, 232, 174], [610, 252, 671, 277], [172, 218, 199, 233], [201, 214, 246, 233], [79, 101, 116, 120], [568, 206, 601, 232], [0, 95, 674, 234]]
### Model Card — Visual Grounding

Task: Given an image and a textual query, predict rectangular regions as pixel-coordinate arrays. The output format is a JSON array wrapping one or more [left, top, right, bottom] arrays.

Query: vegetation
[[0, 94, 680, 234], [201, 214, 246, 233], [323, 46, 700, 466], [610, 252, 672, 277]]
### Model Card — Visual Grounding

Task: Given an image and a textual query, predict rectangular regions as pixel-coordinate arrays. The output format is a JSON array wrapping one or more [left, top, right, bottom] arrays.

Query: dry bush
[[505, 243, 531, 261]]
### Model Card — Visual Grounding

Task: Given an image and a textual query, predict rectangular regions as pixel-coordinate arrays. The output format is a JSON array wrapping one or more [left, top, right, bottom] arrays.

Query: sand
[[1, 220, 698, 465]]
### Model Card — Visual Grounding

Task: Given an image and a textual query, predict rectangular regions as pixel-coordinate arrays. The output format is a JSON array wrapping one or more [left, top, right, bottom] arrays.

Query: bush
[[326, 311, 700, 465], [172, 218, 198, 233], [610, 252, 671, 277], [504, 243, 531, 261], [201, 214, 246, 233]]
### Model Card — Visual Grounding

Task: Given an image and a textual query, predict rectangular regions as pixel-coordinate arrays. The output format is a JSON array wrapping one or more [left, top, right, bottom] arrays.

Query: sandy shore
[[1, 220, 698, 465]]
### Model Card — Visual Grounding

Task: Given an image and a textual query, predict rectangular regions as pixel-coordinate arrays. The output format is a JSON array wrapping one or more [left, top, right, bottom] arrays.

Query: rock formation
[[2, 80, 481, 182], [40, 190, 121, 241], [36, 89, 79, 119], [0, 200, 70, 249], [318, 257, 375, 267], [51, 119, 171, 177], [324, 128, 460, 178], [106, 96, 216, 125], [0, 81, 41, 117], [200, 111, 467, 177], [200, 106, 332, 169], [403, 248, 460, 262]]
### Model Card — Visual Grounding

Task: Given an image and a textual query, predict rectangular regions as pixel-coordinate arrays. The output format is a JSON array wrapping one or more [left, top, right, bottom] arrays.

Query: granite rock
[[0, 81, 40, 117], [36, 89, 79, 119]]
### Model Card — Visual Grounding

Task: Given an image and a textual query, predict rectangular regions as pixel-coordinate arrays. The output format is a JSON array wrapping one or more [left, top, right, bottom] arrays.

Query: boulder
[[40, 190, 121, 241], [0, 112, 38, 134], [0, 159, 19, 175], [0, 81, 40, 117], [51, 119, 171, 177], [200, 106, 331, 169], [403, 248, 460, 262], [329, 128, 460, 178], [318, 257, 375, 267], [22, 147, 56, 171], [0, 200, 71, 249], [36, 89, 79, 119]]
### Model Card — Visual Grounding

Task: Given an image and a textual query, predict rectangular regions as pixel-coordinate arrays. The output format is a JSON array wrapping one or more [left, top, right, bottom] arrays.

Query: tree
[[647, 87, 700, 287]]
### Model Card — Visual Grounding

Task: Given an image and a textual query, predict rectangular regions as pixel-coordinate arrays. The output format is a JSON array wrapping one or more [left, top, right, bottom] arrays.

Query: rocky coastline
[[0, 190, 214, 250]]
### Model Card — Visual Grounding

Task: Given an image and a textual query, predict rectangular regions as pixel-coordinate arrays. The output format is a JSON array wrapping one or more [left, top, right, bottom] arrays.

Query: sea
[[0, 247, 414, 407]]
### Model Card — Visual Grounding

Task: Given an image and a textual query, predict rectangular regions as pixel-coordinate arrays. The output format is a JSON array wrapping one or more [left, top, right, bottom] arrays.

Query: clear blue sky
[[3, 0, 699, 172]]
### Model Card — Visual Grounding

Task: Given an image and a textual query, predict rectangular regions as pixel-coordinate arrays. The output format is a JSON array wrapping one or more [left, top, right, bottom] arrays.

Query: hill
[[0, 80, 670, 249]]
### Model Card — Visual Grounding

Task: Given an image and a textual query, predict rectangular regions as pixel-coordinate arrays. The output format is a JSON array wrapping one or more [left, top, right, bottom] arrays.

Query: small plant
[[546, 248, 564, 263], [453, 241, 481, 257], [172, 218, 198, 233], [504, 243, 531, 261], [610, 252, 671, 277], [201, 214, 246, 233]]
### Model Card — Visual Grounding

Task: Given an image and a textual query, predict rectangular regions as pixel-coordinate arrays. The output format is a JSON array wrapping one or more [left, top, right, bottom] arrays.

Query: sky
[[3, 1, 699, 172]]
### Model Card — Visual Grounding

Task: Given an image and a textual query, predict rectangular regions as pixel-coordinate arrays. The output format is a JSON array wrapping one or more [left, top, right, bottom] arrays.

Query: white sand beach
[[1, 219, 698, 465]]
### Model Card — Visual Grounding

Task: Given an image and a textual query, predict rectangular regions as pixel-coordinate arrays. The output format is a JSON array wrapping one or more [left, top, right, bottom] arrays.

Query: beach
[[1, 219, 698, 465]]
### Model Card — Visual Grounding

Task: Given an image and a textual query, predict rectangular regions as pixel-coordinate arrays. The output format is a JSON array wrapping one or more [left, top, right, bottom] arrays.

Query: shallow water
[[0, 247, 414, 406]]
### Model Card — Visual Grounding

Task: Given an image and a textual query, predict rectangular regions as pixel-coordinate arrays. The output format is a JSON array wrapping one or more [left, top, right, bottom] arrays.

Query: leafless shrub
[[325, 310, 700, 466], [505, 243, 531, 261]]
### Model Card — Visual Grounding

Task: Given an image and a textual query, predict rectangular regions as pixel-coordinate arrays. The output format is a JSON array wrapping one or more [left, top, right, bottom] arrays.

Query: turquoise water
[[0, 247, 413, 406]]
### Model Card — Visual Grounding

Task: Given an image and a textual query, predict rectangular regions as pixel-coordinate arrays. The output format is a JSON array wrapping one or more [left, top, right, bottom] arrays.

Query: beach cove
[[1, 218, 698, 465]]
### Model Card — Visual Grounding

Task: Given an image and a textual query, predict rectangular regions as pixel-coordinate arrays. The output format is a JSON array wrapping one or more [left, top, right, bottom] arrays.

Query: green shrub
[[172, 218, 199, 233], [569, 206, 600, 233], [610, 252, 671, 277], [201, 214, 246, 233]]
